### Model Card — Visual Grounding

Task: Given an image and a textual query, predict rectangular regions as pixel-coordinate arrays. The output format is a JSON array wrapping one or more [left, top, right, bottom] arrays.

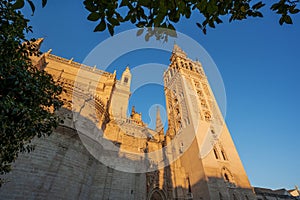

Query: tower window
[[221, 150, 228, 160], [224, 173, 229, 182], [180, 142, 184, 153], [184, 118, 190, 125], [124, 77, 128, 83], [204, 111, 211, 121], [189, 63, 193, 70], [213, 148, 219, 159], [170, 69, 173, 77]]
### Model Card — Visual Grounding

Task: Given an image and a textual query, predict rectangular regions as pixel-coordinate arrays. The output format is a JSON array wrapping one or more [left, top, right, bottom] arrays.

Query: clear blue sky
[[23, 1, 300, 190]]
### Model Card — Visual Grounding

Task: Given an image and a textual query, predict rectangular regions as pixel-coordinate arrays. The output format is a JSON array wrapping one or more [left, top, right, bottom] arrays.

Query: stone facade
[[0, 41, 260, 199]]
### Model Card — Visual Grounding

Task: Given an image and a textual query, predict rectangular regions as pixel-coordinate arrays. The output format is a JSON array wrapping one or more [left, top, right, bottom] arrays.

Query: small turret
[[155, 106, 164, 142], [121, 66, 131, 87], [109, 66, 132, 118], [172, 43, 187, 58], [33, 38, 44, 50], [130, 106, 145, 126], [155, 106, 164, 133]]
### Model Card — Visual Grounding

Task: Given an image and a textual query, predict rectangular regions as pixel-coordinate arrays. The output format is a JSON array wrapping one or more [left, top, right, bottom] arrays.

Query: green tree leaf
[[12, 0, 25, 9], [26, 0, 35, 14], [87, 12, 101, 21], [107, 23, 114, 36], [284, 15, 293, 24], [252, 1, 265, 10], [0, 1, 62, 185], [279, 16, 285, 25], [94, 19, 106, 32], [82, 0, 299, 40], [107, 17, 120, 26], [42, 0, 47, 7]]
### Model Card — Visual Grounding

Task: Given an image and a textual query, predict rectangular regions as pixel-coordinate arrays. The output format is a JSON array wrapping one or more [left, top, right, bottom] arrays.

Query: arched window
[[204, 111, 211, 121], [213, 148, 219, 159], [174, 97, 178, 104], [189, 63, 193, 71], [149, 188, 167, 200], [221, 150, 228, 160], [181, 61, 184, 68], [180, 142, 184, 153], [177, 120, 182, 129], [184, 118, 190, 125], [170, 69, 173, 77], [224, 173, 229, 182], [221, 167, 234, 184]]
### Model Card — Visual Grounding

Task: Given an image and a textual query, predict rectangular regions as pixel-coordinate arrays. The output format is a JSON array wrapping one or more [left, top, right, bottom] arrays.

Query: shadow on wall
[[0, 111, 257, 200], [0, 124, 147, 200]]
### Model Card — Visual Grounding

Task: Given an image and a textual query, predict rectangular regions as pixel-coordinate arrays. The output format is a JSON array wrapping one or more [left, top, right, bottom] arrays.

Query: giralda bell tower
[[163, 44, 256, 200]]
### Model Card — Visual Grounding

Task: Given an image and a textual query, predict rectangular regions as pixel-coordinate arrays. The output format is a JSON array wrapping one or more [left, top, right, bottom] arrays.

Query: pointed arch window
[[181, 61, 184, 68], [170, 69, 173, 77], [221, 150, 228, 161], [189, 63, 193, 71], [124, 77, 128, 83], [213, 148, 219, 159], [221, 166, 235, 184], [224, 173, 230, 182]]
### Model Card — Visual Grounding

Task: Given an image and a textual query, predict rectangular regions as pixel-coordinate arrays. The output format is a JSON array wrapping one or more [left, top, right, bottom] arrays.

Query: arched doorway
[[149, 188, 167, 200]]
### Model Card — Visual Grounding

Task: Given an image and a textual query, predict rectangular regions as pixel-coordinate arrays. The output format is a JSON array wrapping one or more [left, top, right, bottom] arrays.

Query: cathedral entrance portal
[[149, 188, 167, 200]]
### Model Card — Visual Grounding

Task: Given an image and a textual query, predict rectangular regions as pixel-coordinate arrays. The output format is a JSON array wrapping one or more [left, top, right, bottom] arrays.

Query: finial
[[45, 48, 52, 56], [34, 38, 44, 46], [68, 58, 74, 64], [131, 106, 136, 114]]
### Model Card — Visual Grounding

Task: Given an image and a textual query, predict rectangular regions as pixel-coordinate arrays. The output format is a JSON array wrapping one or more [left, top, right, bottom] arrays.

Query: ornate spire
[[155, 106, 164, 133], [172, 44, 187, 58], [33, 38, 44, 50], [131, 106, 136, 116]]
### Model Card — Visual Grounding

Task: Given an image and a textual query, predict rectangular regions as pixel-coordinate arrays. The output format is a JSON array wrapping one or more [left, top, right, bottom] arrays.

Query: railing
[[47, 54, 114, 78]]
